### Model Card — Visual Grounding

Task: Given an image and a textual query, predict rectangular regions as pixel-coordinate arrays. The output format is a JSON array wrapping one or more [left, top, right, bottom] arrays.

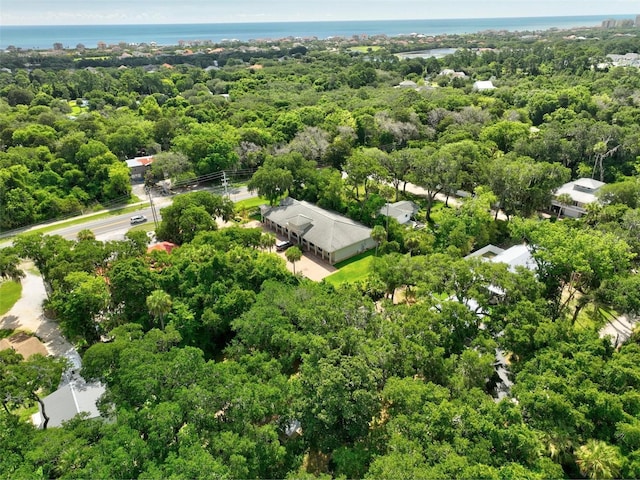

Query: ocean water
[[0, 15, 634, 50]]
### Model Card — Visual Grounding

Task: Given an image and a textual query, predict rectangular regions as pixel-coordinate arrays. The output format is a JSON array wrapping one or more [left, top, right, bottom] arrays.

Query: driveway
[[275, 247, 337, 281], [238, 220, 337, 281], [0, 263, 81, 383]]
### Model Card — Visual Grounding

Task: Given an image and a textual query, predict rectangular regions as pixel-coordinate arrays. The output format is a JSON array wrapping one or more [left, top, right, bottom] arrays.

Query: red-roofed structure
[[147, 241, 178, 254], [126, 155, 155, 180]]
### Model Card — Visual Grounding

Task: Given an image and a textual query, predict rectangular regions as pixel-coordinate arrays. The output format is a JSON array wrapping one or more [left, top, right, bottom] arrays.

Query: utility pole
[[221, 171, 230, 198], [146, 186, 160, 231]]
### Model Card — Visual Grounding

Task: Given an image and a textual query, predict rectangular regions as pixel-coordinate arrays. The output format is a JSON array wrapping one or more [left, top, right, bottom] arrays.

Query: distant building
[[439, 69, 467, 78], [125, 155, 155, 181], [466, 244, 536, 272], [395, 80, 418, 89], [602, 18, 635, 28], [261, 198, 376, 264], [606, 53, 640, 67], [473, 80, 496, 91], [551, 178, 605, 218], [147, 241, 178, 254]]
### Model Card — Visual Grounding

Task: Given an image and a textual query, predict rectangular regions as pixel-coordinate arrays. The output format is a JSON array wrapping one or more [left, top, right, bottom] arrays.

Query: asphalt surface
[[2, 185, 256, 244]]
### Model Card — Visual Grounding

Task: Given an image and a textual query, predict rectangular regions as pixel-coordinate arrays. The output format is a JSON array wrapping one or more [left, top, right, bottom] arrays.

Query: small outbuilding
[[125, 155, 155, 181], [379, 200, 420, 225], [473, 80, 496, 91]]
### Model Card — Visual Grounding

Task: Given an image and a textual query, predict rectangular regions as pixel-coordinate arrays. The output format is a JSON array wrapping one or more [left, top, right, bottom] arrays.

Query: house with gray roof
[[31, 377, 105, 429], [551, 177, 605, 218], [261, 198, 376, 264], [379, 200, 419, 225]]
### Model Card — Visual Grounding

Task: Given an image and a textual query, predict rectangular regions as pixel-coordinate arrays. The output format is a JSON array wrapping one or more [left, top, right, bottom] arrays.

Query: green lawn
[[128, 221, 157, 233], [235, 196, 269, 210], [324, 250, 375, 286], [349, 46, 382, 52], [0, 281, 22, 316]]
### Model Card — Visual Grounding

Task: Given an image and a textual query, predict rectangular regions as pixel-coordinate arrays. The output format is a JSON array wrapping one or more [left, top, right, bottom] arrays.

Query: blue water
[[0, 15, 633, 50]]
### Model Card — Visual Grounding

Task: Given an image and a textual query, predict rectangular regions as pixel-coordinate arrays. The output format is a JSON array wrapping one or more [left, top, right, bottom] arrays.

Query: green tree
[[247, 166, 293, 206], [0, 248, 25, 283], [1, 352, 66, 429], [555, 192, 574, 219], [371, 225, 387, 256], [49, 271, 110, 344], [146, 289, 172, 331], [575, 439, 622, 480], [344, 148, 388, 202], [156, 191, 233, 244], [285, 246, 302, 275]]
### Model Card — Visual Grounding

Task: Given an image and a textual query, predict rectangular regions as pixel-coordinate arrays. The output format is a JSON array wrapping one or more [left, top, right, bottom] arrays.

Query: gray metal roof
[[554, 178, 605, 205], [380, 200, 419, 219], [32, 378, 105, 428], [264, 199, 372, 253]]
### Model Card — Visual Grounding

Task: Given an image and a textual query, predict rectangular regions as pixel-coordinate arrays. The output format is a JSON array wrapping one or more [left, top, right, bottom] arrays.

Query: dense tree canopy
[[4, 23, 640, 479]]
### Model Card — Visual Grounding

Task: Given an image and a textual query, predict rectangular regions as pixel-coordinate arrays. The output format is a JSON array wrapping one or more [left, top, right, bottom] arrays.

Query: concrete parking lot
[[274, 246, 337, 281]]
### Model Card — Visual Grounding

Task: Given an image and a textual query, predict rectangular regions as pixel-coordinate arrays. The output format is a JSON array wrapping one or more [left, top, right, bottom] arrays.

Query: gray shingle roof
[[264, 199, 372, 253]]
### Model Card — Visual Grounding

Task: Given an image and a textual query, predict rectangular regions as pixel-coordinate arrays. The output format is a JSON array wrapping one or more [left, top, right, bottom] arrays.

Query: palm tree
[[0, 249, 25, 283], [541, 429, 574, 466], [575, 439, 622, 480], [285, 246, 302, 275], [371, 225, 387, 256], [261, 233, 276, 252], [76, 229, 96, 241], [146, 289, 172, 330], [555, 193, 573, 219]]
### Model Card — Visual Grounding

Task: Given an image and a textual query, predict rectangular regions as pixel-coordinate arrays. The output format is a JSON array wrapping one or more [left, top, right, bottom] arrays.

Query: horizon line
[[3, 13, 638, 28]]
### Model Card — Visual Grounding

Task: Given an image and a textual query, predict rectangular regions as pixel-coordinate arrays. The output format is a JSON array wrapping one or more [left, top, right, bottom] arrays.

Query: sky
[[2, 0, 638, 26]]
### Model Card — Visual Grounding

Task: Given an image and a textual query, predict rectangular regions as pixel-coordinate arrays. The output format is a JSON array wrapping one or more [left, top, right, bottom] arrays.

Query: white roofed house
[[261, 198, 376, 264], [379, 200, 420, 225], [551, 177, 605, 218], [472, 80, 496, 91]]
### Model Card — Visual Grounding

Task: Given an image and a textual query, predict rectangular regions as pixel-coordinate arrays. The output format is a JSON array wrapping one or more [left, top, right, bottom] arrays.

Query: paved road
[[5, 185, 257, 244]]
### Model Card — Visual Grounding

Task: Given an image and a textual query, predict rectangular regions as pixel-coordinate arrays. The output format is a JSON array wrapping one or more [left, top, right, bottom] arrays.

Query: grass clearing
[[235, 196, 269, 210], [349, 46, 382, 53], [574, 303, 620, 332], [324, 250, 375, 286], [0, 281, 22, 315], [128, 221, 156, 234]]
